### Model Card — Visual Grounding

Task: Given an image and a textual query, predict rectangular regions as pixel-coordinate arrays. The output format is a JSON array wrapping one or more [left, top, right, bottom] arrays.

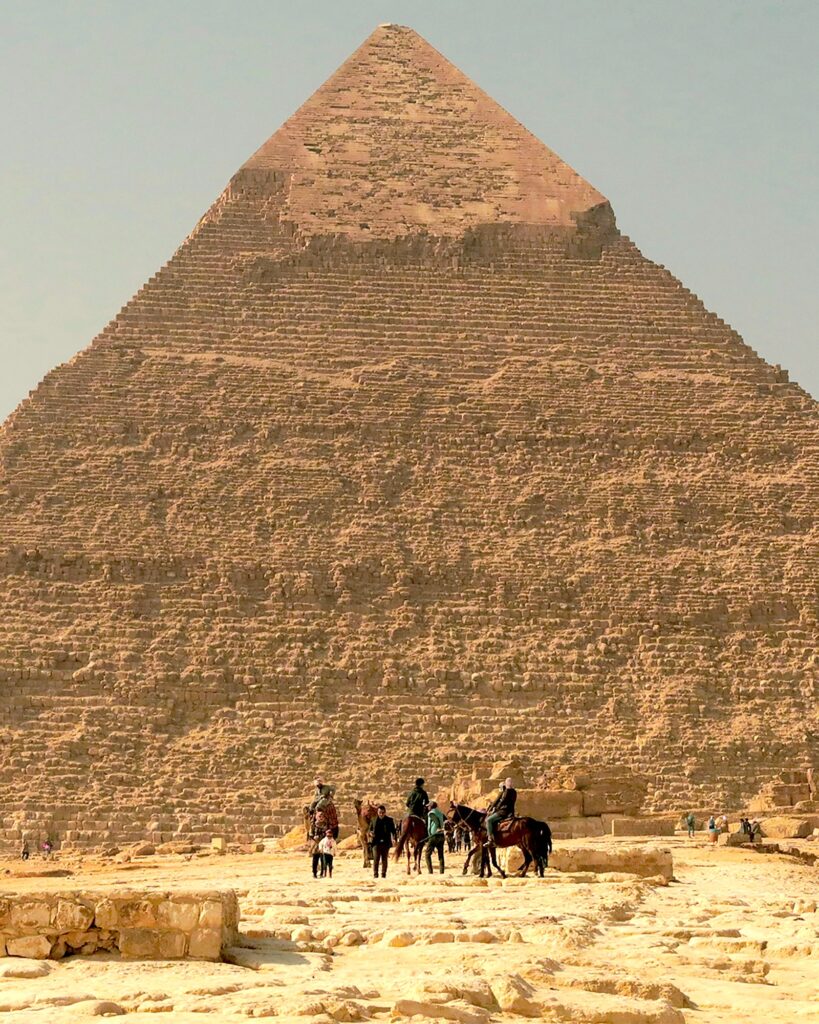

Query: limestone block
[[157, 899, 199, 932], [10, 902, 51, 930], [516, 789, 583, 820], [94, 898, 118, 929], [549, 844, 673, 880], [719, 831, 753, 847], [760, 815, 819, 839], [582, 786, 643, 817], [550, 816, 604, 838], [188, 927, 222, 960], [119, 928, 160, 958], [53, 899, 94, 932], [118, 899, 158, 928], [609, 816, 676, 836], [6, 935, 53, 959], [490, 974, 539, 1016], [198, 900, 224, 930], [158, 931, 187, 959]]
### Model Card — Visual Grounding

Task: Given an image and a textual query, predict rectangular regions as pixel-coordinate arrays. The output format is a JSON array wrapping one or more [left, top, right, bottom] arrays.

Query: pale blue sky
[[1, 0, 817, 419]]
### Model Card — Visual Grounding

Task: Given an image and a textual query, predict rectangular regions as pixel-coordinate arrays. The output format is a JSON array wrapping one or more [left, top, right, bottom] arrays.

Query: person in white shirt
[[318, 829, 337, 877]]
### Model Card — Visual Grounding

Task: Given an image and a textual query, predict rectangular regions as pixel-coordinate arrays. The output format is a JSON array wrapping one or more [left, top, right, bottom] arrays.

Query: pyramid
[[1, 25, 816, 848]]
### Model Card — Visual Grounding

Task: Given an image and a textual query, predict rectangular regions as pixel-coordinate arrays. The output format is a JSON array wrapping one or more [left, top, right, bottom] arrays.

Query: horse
[[448, 802, 551, 878], [393, 814, 428, 874], [353, 798, 378, 868]]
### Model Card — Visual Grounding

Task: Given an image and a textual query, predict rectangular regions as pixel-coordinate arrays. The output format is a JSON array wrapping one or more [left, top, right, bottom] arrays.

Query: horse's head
[[353, 798, 362, 813]]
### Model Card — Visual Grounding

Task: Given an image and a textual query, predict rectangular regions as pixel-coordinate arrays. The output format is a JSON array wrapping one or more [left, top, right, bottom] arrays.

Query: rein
[[450, 803, 486, 834]]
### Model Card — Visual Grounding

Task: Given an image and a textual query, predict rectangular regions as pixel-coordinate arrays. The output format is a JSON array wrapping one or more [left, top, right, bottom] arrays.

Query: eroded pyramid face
[[0, 25, 816, 849], [241, 24, 607, 240]]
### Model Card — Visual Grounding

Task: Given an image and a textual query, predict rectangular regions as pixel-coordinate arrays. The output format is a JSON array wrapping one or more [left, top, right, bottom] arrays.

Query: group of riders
[[305, 773, 551, 879]]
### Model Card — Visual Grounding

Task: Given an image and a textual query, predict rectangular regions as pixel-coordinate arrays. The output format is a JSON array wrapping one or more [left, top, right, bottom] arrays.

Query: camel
[[353, 798, 378, 868]]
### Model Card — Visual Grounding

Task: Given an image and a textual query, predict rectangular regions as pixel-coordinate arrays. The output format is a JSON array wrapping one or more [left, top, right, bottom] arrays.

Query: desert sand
[[0, 836, 816, 1023]]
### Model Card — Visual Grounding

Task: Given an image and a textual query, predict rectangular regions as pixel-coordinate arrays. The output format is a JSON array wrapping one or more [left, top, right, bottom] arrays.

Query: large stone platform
[[0, 890, 239, 961]]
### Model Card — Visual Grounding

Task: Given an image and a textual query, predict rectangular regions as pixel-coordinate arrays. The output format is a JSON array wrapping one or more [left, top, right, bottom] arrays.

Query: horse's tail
[[534, 820, 552, 858], [393, 819, 409, 861]]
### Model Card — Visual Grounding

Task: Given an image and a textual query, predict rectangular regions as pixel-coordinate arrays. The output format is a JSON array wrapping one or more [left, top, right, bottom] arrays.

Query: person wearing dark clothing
[[406, 778, 430, 819], [370, 805, 397, 878], [486, 778, 517, 844]]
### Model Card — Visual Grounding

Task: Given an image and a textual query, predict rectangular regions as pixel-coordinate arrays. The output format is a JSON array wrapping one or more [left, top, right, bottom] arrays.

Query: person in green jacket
[[425, 801, 446, 874]]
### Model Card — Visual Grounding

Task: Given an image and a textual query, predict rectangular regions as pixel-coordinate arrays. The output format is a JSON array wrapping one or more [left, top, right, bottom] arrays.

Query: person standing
[[685, 812, 696, 838], [425, 801, 446, 874], [370, 804, 396, 878], [318, 829, 337, 877]]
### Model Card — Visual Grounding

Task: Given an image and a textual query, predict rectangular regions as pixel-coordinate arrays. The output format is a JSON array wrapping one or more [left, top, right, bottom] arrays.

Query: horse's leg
[[490, 845, 506, 879], [463, 845, 476, 875], [518, 847, 532, 877]]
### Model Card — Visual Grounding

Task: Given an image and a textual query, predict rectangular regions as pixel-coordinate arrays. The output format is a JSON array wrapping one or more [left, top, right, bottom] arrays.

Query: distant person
[[370, 804, 397, 878], [486, 778, 517, 845], [20, 842, 30, 861], [425, 801, 446, 874], [719, 814, 729, 833], [406, 778, 429, 819], [750, 819, 762, 843], [707, 815, 718, 844], [685, 812, 696, 838], [740, 817, 752, 836], [318, 829, 337, 877]]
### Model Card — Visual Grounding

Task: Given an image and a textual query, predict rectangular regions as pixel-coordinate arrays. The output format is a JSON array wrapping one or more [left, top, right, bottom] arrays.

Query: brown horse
[[448, 802, 551, 878], [393, 815, 427, 874], [353, 798, 378, 868]]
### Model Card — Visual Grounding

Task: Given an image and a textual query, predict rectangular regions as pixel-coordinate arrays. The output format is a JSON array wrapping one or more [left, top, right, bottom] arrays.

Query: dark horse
[[393, 814, 427, 874], [449, 802, 552, 878]]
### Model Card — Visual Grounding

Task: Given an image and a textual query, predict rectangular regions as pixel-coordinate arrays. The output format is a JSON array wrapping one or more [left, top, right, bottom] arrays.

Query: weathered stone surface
[[550, 816, 605, 839], [119, 928, 160, 958], [157, 899, 199, 932], [117, 899, 157, 929], [517, 790, 583, 820], [6, 935, 53, 959], [760, 815, 819, 840], [52, 900, 94, 933], [158, 930, 187, 959], [609, 817, 676, 837], [188, 928, 222, 960], [94, 898, 118, 929], [550, 845, 674, 880], [198, 900, 224, 930], [10, 902, 50, 930]]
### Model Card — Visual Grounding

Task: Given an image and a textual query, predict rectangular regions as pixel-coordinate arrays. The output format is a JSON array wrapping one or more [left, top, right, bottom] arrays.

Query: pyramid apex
[[239, 25, 610, 241]]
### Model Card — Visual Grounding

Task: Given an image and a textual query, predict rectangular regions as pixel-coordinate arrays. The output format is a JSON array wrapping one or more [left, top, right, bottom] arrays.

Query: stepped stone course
[[0, 24, 817, 848]]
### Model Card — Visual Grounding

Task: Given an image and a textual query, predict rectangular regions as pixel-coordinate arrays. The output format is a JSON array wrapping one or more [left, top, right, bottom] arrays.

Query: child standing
[[318, 829, 337, 877]]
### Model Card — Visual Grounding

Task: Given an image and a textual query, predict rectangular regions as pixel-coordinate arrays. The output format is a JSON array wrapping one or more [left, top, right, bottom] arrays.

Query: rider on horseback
[[405, 777, 429, 819], [485, 777, 517, 845]]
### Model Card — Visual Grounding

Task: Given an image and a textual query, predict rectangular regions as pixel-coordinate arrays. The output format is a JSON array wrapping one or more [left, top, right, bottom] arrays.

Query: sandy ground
[[0, 837, 816, 1023]]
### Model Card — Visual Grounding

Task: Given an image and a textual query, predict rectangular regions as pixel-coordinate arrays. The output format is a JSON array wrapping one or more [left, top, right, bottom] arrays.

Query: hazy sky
[[1, 0, 817, 420]]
